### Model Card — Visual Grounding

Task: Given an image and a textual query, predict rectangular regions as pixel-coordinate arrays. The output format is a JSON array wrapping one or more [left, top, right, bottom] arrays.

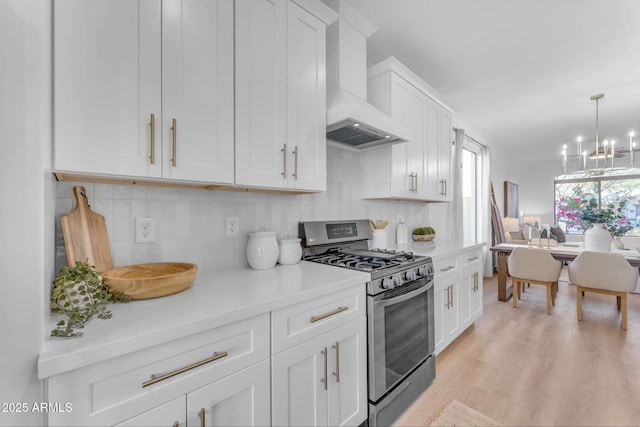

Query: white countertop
[[38, 241, 485, 379], [38, 261, 369, 379], [390, 239, 486, 259]]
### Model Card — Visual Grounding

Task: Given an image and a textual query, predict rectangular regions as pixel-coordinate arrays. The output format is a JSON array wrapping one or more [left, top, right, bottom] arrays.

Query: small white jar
[[247, 228, 279, 269], [278, 238, 302, 265]]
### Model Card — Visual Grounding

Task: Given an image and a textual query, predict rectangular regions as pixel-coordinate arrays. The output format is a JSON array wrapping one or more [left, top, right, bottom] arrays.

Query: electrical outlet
[[226, 216, 239, 237], [135, 217, 156, 243]]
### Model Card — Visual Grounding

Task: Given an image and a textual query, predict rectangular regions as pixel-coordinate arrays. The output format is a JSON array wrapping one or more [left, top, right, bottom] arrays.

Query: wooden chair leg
[[551, 283, 556, 306], [621, 293, 627, 331], [577, 286, 583, 321], [546, 284, 552, 314], [617, 295, 621, 311], [513, 280, 518, 308]]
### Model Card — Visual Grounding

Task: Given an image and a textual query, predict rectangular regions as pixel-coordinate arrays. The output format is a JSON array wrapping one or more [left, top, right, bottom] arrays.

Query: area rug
[[429, 400, 502, 426]]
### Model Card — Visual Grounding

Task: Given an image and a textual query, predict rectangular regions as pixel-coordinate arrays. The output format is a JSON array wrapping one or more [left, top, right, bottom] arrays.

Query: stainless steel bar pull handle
[[199, 408, 205, 427], [322, 347, 328, 390], [332, 342, 340, 383], [171, 118, 177, 167], [445, 285, 450, 309], [440, 265, 455, 272], [474, 272, 479, 292], [149, 114, 156, 164], [468, 256, 479, 261], [281, 144, 287, 177], [414, 173, 418, 193], [142, 351, 228, 387], [310, 306, 348, 323], [292, 145, 299, 179]]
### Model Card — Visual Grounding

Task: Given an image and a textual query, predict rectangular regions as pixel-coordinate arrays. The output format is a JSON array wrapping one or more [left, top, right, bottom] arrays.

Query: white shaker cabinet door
[[115, 396, 186, 427], [286, 0, 327, 191], [54, 0, 162, 178], [235, 0, 288, 189], [326, 318, 367, 427], [161, 0, 234, 184], [437, 106, 453, 201], [187, 360, 271, 427], [272, 335, 328, 427]]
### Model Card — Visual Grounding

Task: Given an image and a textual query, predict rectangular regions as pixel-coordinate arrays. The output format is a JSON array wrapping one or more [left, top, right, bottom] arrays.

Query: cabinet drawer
[[433, 255, 458, 277], [461, 249, 482, 269], [47, 313, 269, 426], [271, 286, 366, 354]]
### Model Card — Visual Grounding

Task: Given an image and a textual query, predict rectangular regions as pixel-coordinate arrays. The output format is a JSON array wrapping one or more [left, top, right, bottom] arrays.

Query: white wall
[[488, 145, 558, 226], [0, 1, 53, 426], [54, 145, 457, 275]]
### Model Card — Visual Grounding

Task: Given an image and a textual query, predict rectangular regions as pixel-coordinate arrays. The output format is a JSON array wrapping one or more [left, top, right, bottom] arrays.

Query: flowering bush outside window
[[555, 187, 633, 237]]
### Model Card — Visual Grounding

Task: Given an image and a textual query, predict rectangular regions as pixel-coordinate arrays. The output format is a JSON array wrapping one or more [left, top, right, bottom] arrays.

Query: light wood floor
[[395, 269, 640, 427]]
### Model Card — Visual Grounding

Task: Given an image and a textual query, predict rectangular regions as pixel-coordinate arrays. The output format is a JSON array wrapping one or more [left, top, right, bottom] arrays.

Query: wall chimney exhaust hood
[[324, 0, 409, 149]]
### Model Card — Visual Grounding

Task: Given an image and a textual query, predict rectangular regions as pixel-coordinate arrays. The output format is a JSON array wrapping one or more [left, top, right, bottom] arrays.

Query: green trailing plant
[[50, 261, 130, 338]]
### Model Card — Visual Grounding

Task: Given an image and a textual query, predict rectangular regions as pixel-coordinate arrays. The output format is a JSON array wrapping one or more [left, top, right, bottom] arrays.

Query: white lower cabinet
[[272, 318, 367, 427], [433, 247, 484, 354], [46, 314, 270, 426], [186, 360, 271, 427], [117, 360, 270, 427], [116, 396, 186, 427]]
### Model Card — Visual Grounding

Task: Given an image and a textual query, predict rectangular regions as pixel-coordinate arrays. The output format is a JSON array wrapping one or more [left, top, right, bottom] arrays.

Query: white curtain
[[449, 128, 465, 246], [480, 145, 492, 277]]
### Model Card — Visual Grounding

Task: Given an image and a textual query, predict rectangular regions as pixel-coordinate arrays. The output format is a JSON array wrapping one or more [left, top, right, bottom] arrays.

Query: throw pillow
[[522, 222, 541, 239], [540, 229, 558, 241], [550, 226, 566, 243], [509, 230, 525, 241]]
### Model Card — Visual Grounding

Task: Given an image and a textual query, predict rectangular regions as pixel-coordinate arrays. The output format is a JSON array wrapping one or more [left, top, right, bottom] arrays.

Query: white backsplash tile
[[54, 146, 452, 273]]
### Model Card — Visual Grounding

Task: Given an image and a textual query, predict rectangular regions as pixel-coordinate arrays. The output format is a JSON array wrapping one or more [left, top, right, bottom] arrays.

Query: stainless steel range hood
[[324, 0, 409, 149]]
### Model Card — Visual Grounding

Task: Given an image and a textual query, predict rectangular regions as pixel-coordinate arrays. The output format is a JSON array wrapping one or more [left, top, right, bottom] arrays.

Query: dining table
[[490, 242, 640, 301]]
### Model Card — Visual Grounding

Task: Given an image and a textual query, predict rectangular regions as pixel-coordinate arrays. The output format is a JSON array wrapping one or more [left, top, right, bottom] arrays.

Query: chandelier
[[560, 93, 636, 175]]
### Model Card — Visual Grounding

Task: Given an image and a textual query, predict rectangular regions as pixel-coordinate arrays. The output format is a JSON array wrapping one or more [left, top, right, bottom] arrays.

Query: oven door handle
[[373, 282, 430, 307]]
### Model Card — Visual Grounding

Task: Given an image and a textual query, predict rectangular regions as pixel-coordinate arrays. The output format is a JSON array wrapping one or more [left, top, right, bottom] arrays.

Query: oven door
[[368, 277, 435, 402]]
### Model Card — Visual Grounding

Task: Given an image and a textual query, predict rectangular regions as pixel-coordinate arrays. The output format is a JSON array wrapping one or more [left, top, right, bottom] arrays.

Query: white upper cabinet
[[55, 0, 234, 185], [235, 0, 331, 192], [54, 0, 162, 178], [363, 57, 454, 202], [161, 0, 234, 183]]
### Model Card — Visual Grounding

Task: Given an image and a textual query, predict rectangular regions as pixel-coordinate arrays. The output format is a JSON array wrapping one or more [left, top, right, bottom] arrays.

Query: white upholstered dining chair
[[568, 251, 638, 330], [507, 246, 563, 314]]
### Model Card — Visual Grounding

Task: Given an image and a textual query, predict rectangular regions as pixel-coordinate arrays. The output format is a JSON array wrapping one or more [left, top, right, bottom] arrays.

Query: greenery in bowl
[[50, 260, 130, 338], [412, 226, 436, 235]]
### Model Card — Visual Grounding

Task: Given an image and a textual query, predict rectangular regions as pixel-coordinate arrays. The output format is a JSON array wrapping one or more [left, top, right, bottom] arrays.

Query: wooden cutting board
[[61, 186, 113, 272]]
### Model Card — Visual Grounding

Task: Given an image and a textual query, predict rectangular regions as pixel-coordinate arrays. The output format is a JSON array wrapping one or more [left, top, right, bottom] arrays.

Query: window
[[554, 173, 640, 236], [462, 146, 478, 241]]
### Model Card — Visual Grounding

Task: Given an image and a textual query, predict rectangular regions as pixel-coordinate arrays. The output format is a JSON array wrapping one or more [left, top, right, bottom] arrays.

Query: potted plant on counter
[[412, 226, 436, 242], [50, 260, 130, 338]]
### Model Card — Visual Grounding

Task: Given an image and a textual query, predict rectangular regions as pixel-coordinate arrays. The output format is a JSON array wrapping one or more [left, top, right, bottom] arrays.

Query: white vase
[[584, 223, 611, 252]]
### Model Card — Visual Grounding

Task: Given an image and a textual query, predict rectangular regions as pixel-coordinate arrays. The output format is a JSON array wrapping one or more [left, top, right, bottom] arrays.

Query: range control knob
[[417, 266, 427, 277], [381, 277, 396, 290], [404, 270, 417, 281]]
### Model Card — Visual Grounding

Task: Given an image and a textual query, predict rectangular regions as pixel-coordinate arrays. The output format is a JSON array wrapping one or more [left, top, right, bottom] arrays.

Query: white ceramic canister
[[278, 238, 302, 265], [371, 229, 387, 249], [247, 228, 279, 269]]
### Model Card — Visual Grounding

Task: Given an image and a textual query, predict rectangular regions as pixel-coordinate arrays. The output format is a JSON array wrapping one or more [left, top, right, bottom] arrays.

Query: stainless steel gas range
[[299, 219, 436, 427]]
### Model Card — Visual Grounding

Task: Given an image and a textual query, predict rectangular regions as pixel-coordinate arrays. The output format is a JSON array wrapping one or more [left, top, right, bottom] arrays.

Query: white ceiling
[[347, 0, 640, 161]]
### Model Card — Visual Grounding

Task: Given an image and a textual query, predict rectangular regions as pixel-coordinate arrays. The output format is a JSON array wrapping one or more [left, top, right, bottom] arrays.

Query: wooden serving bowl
[[102, 262, 198, 299], [412, 234, 436, 242]]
